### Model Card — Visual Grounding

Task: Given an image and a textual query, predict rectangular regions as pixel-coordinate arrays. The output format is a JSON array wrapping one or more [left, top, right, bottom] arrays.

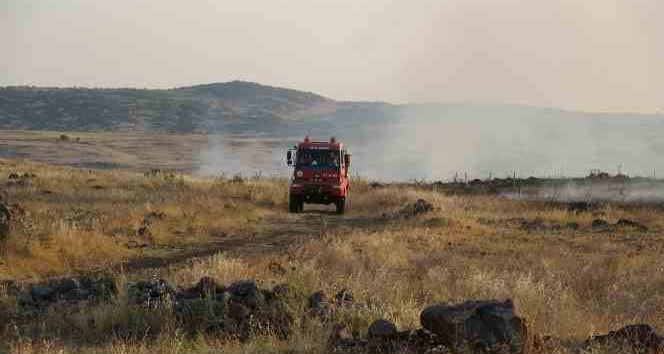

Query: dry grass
[[0, 158, 285, 279], [2, 158, 664, 353]]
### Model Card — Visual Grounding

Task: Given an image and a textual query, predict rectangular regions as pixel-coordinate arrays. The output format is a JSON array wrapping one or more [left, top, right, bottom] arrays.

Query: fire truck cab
[[286, 136, 351, 214]]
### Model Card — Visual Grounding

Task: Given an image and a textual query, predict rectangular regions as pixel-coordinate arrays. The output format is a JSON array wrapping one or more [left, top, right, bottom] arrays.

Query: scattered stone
[[579, 324, 664, 353], [383, 199, 434, 219], [228, 280, 258, 297], [308, 290, 331, 317], [126, 279, 176, 307], [616, 218, 648, 232], [566, 222, 580, 231], [412, 199, 434, 216], [272, 283, 294, 298], [591, 219, 610, 230], [518, 218, 562, 232], [567, 201, 599, 214], [144, 211, 166, 221], [368, 319, 397, 339], [181, 276, 226, 298], [137, 225, 151, 237], [334, 288, 354, 307], [20, 275, 116, 310], [420, 299, 529, 354], [29, 285, 55, 302], [144, 169, 175, 179], [0, 202, 10, 241], [330, 325, 449, 353]]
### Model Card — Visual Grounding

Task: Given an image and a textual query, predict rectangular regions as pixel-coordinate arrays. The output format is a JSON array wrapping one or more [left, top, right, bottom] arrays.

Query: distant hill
[[1, 81, 662, 144], [0, 81, 367, 133]]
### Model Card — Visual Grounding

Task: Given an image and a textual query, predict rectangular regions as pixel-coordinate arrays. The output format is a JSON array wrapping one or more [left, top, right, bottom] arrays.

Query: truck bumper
[[290, 185, 345, 204]]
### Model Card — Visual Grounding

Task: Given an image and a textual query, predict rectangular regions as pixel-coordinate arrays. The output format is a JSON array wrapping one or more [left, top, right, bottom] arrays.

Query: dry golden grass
[[2, 158, 664, 353], [0, 158, 285, 279]]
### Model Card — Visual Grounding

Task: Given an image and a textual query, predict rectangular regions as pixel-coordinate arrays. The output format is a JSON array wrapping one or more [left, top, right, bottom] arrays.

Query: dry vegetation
[[2, 158, 664, 353]]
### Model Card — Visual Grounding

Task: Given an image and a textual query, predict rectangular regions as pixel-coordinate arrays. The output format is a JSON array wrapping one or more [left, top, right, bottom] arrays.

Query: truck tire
[[335, 198, 346, 215], [288, 194, 300, 213], [289, 194, 302, 213]]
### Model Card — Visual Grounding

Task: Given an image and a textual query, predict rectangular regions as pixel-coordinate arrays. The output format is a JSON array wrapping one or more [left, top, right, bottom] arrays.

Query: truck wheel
[[335, 198, 346, 215], [289, 195, 302, 213]]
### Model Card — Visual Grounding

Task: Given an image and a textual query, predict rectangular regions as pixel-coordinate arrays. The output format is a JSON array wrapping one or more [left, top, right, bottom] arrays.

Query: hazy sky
[[3, 0, 662, 113]]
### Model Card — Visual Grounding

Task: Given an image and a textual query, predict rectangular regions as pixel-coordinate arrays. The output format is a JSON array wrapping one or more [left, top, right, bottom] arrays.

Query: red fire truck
[[287, 136, 351, 214]]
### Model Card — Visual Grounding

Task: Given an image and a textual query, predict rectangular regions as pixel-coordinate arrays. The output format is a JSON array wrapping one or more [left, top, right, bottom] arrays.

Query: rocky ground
[[2, 159, 664, 353]]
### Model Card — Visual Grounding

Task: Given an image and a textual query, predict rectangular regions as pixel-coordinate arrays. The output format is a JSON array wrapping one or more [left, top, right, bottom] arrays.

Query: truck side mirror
[[344, 154, 351, 167], [287, 151, 292, 166]]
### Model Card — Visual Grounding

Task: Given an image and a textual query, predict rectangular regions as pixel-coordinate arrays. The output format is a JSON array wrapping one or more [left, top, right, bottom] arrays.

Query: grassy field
[[1, 157, 664, 353], [0, 130, 292, 175]]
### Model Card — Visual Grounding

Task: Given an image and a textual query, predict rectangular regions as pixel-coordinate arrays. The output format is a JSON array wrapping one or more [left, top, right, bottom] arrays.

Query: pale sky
[[3, 0, 662, 113]]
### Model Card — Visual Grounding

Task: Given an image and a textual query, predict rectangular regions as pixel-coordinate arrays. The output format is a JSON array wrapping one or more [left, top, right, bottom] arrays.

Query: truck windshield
[[296, 149, 340, 169]]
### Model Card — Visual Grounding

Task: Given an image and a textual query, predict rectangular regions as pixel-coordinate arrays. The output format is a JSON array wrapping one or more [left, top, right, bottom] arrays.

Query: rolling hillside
[[0, 81, 369, 134]]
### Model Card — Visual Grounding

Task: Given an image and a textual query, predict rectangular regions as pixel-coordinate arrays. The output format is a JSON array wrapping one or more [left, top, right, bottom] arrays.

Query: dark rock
[[308, 290, 331, 317], [398, 329, 446, 351], [126, 279, 176, 306], [309, 290, 327, 307], [177, 298, 211, 317], [567, 201, 598, 214], [229, 301, 251, 320], [413, 199, 434, 216], [580, 324, 664, 353], [616, 218, 648, 232], [228, 280, 258, 297], [335, 288, 354, 307], [84, 275, 117, 300], [23, 274, 116, 308], [368, 319, 398, 339], [0, 202, 9, 241], [383, 199, 434, 219], [566, 222, 580, 231], [519, 218, 562, 232], [184, 276, 226, 298], [272, 283, 292, 298], [137, 225, 151, 237], [145, 211, 166, 221], [244, 288, 266, 309], [420, 299, 529, 353], [592, 219, 610, 230], [30, 285, 55, 302], [49, 278, 79, 295]]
